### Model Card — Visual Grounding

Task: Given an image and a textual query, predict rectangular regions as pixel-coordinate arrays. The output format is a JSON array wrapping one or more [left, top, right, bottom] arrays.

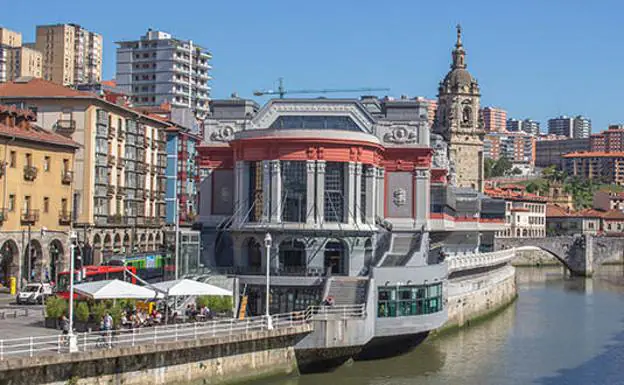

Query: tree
[[484, 158, 496, 179], [511, 167, 523, 175], [491, 158, 512, 177]]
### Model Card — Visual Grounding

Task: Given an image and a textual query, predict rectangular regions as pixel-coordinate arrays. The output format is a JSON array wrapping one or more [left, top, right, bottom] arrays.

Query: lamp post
[[264, 233, 273, 330], [67, 231, 78, 352]]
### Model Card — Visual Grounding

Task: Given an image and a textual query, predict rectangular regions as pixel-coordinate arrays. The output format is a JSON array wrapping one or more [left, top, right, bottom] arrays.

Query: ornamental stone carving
[[431, 134, 450, 170], [392, 188, 407, 207], [383, 126, 417, 144], [210, 125, 236, 142]]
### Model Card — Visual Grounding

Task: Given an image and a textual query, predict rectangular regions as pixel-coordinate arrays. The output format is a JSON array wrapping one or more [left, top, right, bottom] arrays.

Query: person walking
[[102, 312, 113, 347]]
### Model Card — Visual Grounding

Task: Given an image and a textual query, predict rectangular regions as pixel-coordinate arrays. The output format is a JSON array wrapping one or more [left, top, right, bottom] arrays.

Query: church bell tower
[[434, 25, 484, 192]]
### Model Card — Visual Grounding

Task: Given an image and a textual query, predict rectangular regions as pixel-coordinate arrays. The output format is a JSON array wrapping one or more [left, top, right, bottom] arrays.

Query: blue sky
[[5, 0, 623, 131]]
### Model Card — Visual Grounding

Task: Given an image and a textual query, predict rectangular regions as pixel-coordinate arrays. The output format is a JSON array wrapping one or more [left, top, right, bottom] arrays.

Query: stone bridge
[[494, 236, 624, 277]]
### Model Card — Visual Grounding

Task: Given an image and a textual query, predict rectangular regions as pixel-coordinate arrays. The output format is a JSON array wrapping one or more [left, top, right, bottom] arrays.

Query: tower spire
[[451, 24, 466, 69]]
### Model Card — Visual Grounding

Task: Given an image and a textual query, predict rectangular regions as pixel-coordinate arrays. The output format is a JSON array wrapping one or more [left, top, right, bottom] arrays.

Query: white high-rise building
[[548, 115, 590, 139], [116, 29, 212, 118]]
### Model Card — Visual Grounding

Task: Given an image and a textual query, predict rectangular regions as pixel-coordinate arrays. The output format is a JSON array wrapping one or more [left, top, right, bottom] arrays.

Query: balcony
[[21, 209, 39, 224], [61, 170, 73, 184], [54, 119, 76, 136], [58, 210, 72, 225], [23, 165, 37, 181], [107, 185, 115, 196], [107, 214, 128, 225]]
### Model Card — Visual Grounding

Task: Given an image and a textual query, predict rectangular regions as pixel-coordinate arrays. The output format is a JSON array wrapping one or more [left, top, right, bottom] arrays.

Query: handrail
[[0, 304, 366, 360], [447, 248, 516, 273]]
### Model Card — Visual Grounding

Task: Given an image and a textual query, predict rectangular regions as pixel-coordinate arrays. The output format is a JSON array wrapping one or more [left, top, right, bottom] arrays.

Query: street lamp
[[67, 231, 78, 352], [264, 233, 273, 330]]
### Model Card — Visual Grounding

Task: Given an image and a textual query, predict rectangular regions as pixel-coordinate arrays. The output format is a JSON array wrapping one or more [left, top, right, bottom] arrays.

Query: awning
[[74, 279, 163, 300], [152, 279, 232, 297]]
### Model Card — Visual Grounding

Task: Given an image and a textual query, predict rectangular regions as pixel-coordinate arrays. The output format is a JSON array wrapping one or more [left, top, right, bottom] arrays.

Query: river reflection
[[261, 266, 624, 385]]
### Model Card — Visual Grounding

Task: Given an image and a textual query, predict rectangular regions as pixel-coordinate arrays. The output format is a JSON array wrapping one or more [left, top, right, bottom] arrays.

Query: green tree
[[484, 158, 496, 179], [491, 158, 512, 177], [511, 167, 523, 175], [75, 302, 90, 323]]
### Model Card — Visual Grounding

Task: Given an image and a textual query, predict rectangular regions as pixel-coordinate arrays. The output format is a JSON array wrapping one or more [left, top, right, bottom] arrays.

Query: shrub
[[75, 302, 90, 322], [45, 296, 67, 319], [91, 302, 107, 323], [196, 295, 233, 313], [108, 303, 124, 328]]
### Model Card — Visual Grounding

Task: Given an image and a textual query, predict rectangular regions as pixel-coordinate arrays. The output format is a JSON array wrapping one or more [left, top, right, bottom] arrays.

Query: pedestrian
[[60, 314, 70, 335]]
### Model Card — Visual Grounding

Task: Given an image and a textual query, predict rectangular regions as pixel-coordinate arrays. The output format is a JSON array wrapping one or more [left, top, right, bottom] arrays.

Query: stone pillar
[[261, 161, 271, 222], [376, 168, 385, 219], [270, 160, 282, 223], [413, 169, 430, 227], [354, 163, 363, 225], [240, 162, 250, 223], [344, 162, 356, 224], [584, 234, 594, 277], [364, 166, 377, 224], [316, 161, 326, 223], [306, 160, 316, 225]]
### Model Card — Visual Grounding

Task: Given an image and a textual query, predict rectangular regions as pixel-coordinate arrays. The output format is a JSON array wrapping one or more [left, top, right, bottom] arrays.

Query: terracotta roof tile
[[0, 78, 92, 98], [0, 122, 79, 148], [602, 210, 624, 220]]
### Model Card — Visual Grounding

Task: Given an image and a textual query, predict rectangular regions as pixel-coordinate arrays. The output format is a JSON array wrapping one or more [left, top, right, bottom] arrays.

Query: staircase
[[377, 232, 422, 267], [324, 277, 369, 305]]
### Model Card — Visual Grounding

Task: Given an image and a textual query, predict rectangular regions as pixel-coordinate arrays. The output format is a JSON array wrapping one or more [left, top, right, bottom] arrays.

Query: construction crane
[[253, 77, 390, 98]]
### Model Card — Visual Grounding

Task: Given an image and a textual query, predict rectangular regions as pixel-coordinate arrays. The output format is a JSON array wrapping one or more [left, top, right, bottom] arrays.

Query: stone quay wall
[[0, 325, 312, 385], [441, 264, 517, 331]]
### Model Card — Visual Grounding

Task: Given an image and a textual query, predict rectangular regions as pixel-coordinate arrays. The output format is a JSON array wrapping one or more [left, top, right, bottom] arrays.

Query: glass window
[[9, 151, 15, 168], [43, 197, 49, 213], [324, 162, 344, 223], [269, 116, 361, 131], [44, 156, 50, 172], [248, 161, 263, 222], [281, 161, 307, 222], [360, 165, 368, 222], [377, 283, 443, 318], [8, 194, 15, 211]]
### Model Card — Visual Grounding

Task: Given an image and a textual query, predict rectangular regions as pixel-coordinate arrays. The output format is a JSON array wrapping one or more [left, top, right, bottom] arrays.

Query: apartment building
[[506, 118, 540, 135], [593, 190, 624, 212], [34, 24, 102, 85], [0, 104, 78, 285], [481, 107, 507, 133], [548, 115, 591, 139], [535, 137, 590, 168], [116, 29, 212, 118], [563, 152, 624, 185], [6, 46, 42, 80], [486, 186, 546, 238], [590, 125, 624, 153], [484, 132, 536, 165], [0, 78, 168, 265]]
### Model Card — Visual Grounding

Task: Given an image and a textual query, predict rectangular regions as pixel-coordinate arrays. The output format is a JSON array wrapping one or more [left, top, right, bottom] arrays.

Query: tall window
[[8, 194, 15, 211], [281, 161, 307, 222], [23, 195, 31, 212], [324, 162, 345, 223], [43, 197, 49, 213], [360, 165, 368, 223], [9, 151, 15, 168], [25, 153, 32, 167], [61, 198, 68, 213], [44, 156, 51, 172], [248, 162, 263, 222]]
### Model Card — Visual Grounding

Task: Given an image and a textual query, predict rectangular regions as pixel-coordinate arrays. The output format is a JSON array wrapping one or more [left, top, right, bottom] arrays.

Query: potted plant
[[44, 296, 67, 329], [91, 301, 107, 327], [75, 302, 90, 332]]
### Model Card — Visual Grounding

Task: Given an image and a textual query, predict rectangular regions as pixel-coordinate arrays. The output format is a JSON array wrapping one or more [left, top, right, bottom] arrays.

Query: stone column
[[364, 166, 377, 224], [262, 161, 271, 222], [316, 161, 326, 223], [306, 160, 316, 225], [240, 162, 250, 223], [354, 163, 363, 225], [413, 169, 430, 227], [376, 168, 385, 219], [270, 160, 282, 223], [344, 162, 356, 224]]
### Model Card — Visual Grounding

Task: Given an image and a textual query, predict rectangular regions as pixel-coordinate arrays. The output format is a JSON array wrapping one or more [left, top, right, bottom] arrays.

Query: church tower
[[434, 25, 484, 192]]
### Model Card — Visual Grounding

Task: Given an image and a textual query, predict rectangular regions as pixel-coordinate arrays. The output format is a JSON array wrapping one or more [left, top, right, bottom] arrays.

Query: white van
[[16, 283, 53, 305]]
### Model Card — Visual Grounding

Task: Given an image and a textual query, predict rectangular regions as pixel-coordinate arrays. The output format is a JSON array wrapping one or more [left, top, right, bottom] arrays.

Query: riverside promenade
[[0, 306, 367, 385]]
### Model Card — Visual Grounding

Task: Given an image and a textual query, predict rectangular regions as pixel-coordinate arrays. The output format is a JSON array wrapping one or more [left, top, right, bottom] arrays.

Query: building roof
[[546, 204, 624, 220], [0, 104, 79, 149], [0, 77, 92, 98], [602, 210, 624, 220], [0, 78, 171, 127], [484, 187, 547, 203], [562, 151, 624, 158]]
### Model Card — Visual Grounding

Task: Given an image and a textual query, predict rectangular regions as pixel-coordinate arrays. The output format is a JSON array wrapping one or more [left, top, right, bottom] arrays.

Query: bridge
[[495, 235, 624, 277]]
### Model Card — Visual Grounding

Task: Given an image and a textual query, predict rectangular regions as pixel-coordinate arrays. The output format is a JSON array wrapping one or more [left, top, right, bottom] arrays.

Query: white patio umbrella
[[74, 279, 164, 300], [152, 279, 232, 297]]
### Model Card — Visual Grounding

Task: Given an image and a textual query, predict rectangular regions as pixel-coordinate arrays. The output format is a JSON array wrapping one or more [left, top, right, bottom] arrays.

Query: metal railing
[[0, 304, 366, 361]]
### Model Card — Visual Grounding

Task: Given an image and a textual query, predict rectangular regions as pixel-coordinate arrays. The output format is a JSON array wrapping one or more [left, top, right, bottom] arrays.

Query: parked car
[[16, 283, 53, 305]]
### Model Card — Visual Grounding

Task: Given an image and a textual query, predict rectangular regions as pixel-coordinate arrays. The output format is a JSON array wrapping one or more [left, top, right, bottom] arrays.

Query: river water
[[261, 266, 624, 385]]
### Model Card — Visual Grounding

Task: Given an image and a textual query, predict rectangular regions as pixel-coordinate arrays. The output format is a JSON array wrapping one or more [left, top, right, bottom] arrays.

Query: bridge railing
[[0, 304, 366, 361], [448, 248, 516, 273]]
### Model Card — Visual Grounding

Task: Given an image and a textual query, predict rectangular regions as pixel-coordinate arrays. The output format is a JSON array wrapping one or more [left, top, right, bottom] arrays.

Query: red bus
[[56, 265, 137, 299]]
